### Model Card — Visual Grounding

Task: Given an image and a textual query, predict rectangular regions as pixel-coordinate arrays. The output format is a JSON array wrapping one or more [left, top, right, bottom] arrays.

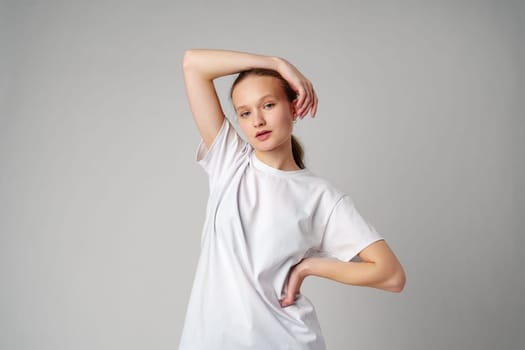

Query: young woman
[[179, 49, 406, 349]]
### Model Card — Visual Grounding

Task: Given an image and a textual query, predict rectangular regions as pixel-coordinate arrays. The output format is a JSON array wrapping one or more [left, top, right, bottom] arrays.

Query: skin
[[280, 241, 406, 307], [182, 49, 406, 309]]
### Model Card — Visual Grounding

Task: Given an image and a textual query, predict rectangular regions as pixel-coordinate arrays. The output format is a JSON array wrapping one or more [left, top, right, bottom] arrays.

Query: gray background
[[1, 0, 523, 349]]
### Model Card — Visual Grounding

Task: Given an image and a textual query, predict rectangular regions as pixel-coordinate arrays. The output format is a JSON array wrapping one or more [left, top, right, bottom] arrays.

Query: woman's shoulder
[[299, 170, 347, 200]]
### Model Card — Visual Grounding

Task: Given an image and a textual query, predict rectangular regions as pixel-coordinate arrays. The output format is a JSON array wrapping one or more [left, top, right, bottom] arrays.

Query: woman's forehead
[[232, 76, 284, 105]]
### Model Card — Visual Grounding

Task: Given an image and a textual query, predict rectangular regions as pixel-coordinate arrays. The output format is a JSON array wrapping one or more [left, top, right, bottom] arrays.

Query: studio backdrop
[[1, 1, 523, 349]]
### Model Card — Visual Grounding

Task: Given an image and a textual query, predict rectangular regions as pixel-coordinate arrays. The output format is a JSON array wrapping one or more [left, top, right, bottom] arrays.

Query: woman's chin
[[253, 137, 290, 153], [253, 145, 273, 153], [251, 139, 272, 150]]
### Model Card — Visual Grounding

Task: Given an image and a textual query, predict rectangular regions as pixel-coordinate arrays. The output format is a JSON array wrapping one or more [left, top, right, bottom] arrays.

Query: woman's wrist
[[298, 257, 318, 278]]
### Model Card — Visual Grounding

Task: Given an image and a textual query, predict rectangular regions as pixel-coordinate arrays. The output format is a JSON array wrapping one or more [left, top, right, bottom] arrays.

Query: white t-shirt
[[179, 117, 383, 350]]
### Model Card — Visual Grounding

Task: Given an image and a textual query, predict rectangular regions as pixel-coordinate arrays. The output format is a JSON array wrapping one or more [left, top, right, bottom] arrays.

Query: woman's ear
[[291, 100, 298, 120]]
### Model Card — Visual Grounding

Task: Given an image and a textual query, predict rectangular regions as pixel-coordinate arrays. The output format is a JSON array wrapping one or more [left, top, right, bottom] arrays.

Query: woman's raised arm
[[182, 49, 317, 149], [182, 49, 279, 149]]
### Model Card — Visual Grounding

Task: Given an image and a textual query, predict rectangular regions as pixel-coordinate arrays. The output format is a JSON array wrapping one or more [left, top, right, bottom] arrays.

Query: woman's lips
[[256, 131, 272, 141]]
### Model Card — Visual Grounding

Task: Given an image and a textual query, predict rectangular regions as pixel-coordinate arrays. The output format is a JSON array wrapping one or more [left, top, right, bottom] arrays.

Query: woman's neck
[[254, 147, 300, 171]]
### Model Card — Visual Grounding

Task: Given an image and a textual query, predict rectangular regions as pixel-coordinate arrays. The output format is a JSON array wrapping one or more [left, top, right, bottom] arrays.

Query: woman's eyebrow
[[235, 94, 277, 110]]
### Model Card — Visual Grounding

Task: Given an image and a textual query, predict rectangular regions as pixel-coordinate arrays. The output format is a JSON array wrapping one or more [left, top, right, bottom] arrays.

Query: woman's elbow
[[386, 267, 406, 293], [182, 49, 195, 70]]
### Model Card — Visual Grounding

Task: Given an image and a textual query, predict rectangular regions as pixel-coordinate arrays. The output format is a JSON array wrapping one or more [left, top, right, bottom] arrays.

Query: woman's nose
[[252, 110, 265, 127]]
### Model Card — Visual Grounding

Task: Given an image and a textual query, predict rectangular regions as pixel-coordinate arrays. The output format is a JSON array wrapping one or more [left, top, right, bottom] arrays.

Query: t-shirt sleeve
[[319, 195, 384, 262], [195, 117, 250, 188]]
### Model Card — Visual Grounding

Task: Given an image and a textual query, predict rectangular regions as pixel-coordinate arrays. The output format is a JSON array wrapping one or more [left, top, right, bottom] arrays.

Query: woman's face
[[232, 75, 296, 153]]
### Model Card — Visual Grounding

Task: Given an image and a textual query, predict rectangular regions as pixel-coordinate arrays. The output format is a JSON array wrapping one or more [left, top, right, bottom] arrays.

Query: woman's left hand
[[280, 258, 312, 307], [275, 58, 318, 119]]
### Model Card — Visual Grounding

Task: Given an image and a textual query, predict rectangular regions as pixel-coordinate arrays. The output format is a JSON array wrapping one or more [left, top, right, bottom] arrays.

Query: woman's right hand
[[276, 58, 318, 120]]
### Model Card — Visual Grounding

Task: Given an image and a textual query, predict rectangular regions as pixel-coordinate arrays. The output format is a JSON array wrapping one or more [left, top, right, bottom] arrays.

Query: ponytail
[[291, 134, 305, 169]]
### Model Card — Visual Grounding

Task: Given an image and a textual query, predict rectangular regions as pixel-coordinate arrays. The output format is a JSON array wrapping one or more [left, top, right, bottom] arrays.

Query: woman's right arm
[[182, 49, 317, 149]]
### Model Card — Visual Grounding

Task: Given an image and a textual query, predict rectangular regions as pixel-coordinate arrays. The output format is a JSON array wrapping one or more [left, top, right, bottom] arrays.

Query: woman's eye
[[240, 111, 250, 118], [264, 103, 275, 109]]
